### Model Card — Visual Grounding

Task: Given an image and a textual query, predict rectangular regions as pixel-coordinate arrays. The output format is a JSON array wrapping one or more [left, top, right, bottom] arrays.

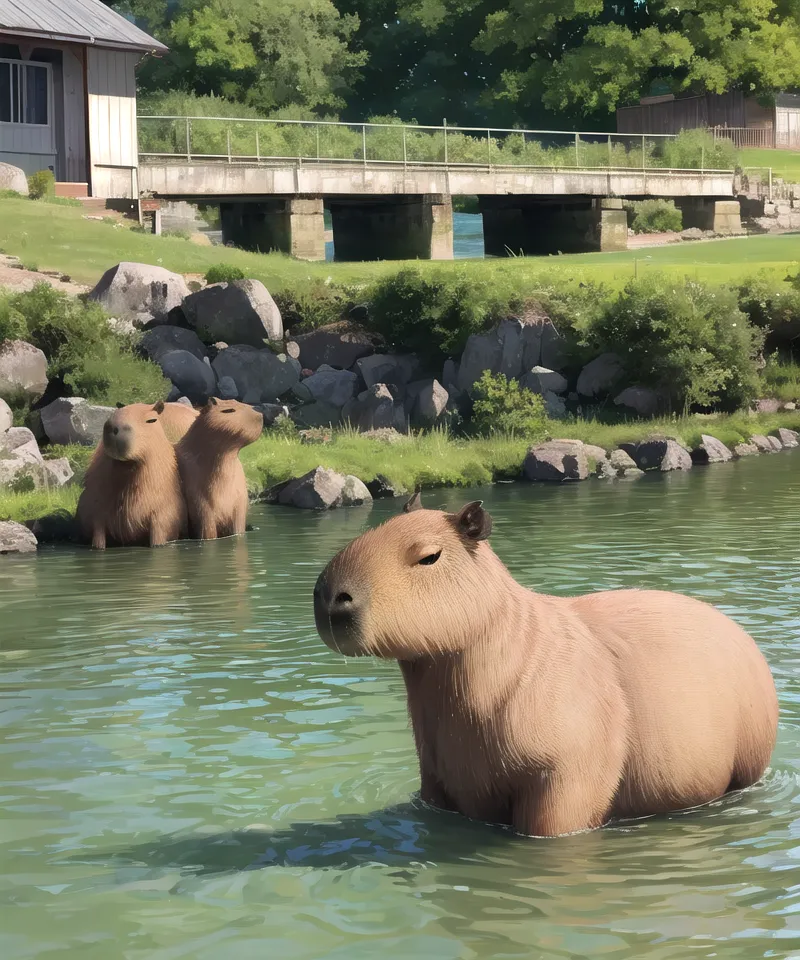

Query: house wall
[[617, 91, 774, 136], [86, 47, 139, 198]]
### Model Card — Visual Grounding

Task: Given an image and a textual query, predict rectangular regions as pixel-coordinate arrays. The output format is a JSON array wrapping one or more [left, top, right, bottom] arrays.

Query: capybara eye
[[221, 409, 236, 414], [145, 418, 158, 424], [418, 550, 442, 566]]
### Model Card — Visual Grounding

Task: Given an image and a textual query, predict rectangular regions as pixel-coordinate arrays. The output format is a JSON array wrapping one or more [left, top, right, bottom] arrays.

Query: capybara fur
[[176, 397, 263, 540], [160, 402, 199, 443], [76, 402, 187, 549], [314, 495, 779, 837]]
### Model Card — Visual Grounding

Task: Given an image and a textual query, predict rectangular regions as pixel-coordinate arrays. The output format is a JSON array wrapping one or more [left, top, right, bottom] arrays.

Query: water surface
[[1, 453, 799, 959]]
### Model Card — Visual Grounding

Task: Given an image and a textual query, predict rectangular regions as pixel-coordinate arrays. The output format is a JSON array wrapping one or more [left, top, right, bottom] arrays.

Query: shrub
[[627, 199, 682, 234], [0, 293, 26, 342], [28, 169, 55, 200], [274, 279, 351, 331], [205, 264, 246, 284], [471, 371, 549, 437], [64, 340, 170, 405], [736, 274, 800, 354], [583, 276, 763, 411], [270, 413, 298, 439], [660, 129, 738, 171]]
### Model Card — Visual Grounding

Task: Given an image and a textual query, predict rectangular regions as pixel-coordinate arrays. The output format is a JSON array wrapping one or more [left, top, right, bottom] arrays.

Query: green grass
[[0, 485, 80, 524], [762, 358, 800, 402], [740, 148, 800, 182], [1, 196, 799, 294]]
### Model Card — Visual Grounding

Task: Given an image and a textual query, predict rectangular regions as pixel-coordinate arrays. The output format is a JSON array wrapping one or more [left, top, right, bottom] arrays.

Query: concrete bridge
[[137, 116, 742, 260]]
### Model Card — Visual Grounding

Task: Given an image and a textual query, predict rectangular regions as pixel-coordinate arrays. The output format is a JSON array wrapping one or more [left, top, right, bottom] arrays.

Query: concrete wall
[[328, 195, 453, 261], [221, 198, 326, 260]]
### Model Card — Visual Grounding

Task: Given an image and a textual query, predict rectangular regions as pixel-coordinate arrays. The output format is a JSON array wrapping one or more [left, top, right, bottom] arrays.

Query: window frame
[[0, 58, 52, 128]]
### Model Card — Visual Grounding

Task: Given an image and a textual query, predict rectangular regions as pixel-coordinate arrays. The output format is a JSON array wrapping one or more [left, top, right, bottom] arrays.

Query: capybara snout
[[101, 403, 163, 461], [313, 566, 368, 655]]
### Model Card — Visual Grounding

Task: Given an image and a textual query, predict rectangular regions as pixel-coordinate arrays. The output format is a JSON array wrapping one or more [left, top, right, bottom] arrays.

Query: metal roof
[[0, 0, 168, 53]]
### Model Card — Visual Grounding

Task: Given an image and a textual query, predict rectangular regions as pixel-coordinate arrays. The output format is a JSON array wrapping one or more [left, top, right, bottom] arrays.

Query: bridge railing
[[137, 116, 735, 172]]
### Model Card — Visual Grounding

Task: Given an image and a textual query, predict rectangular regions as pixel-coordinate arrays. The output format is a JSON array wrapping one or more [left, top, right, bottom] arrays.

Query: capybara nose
[[112, 426, 119, 436], [313, 576, 358, 620]]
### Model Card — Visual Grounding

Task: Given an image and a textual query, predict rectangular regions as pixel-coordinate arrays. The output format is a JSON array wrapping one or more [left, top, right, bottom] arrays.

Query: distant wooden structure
[[0, 0, 166, 197], [617, 91, 800, 150]]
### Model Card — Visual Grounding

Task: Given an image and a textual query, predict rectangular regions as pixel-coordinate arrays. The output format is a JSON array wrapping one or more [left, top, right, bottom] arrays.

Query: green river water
[[1, 452, 799, 959]]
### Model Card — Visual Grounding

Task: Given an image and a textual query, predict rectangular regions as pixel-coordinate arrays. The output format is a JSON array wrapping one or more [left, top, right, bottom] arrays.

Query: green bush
[[274, 279, 351, 332], [205, 264, 246, 284], [471, 371, 549, 437], [28, 169, 55, 200], [660, 129, 738, 171], [583, 276, 763, 411], [0, 293, 26, 342], [64, 340, 170, 405], [627, 199, 682, 234], [736, 274, 800, 354]]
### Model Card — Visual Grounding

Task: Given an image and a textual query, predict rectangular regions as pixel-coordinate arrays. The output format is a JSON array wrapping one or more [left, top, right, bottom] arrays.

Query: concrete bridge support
[[479, 196, 628, 256], [220, 198, 326, 259], [675, 198, 743, 234], [328, 195, 453, 261]]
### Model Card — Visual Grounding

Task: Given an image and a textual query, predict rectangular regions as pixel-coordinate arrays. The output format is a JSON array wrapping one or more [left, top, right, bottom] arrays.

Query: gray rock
[[106, 316, 138, 338], [0, 340, 48, 402], [88, 262, 190, 325], [521, 366, 568, 395], [273, 467, 372, 510], [750, 434, 781, 453], [457, 331, 503, 394], [182, 280, 282, 347], [2, 426, 43, 464], [522, 440, 589, 482], [414, 379, 449, 423], [782, 401, 797, 411], [540, 320, 567, 371], [343, 384, 406, 432], [613, 386, 662, 418], [356, 354, 420, 391], [582, 443, 609, 466], [292, 401, 343, 428], [366, 474, 407, 499], [609, 448, 638, 473], [157, 349, 216, 405], [596, 458, 617, 479], [251, 403, 287, 427], [285, 341, 301, 360], [0, 520, 37, 555], [140, 325, 208, 363], [303, 366, 360, 407], [734, 442, 760, 457], [212, 345, 299, 403], [442, 358, 459, 391], [754, 398, 781, 414], [628, 437, 692, 472], [681, 227, 704, 240], [175, 396, 193, 407], [42, 457, 74, 486], [773, 427, 799, 448], [217, 376, 238, 400], [576, 353, 623, 397], [0, 161, 28, 195], [691, 434, 733, 464], [39, 397, 114, 446], [497, 318, 525, 380], [543, 390, 567, 418], [0, 398, 12, 433], [293, 324, 376, 370]]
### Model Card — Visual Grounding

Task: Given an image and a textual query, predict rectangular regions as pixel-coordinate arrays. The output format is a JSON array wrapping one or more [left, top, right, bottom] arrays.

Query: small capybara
[[176, 397, 263, 540], [313, 494, 779, 837], [115, 400, 198, 443], [77, 401, 187, 549]]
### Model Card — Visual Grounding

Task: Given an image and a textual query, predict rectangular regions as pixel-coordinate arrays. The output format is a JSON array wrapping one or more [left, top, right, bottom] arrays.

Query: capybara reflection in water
[[116, 400, 198, 443], [77, 401, 187, 549], [314, 494, 779, 837], [176, 397, 263, 540]]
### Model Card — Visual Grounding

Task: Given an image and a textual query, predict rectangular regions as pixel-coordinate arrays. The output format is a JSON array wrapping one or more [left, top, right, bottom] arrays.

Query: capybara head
[[313, 493, 498, 659], [102, 401, 168, 461], [197, 397, 263, 447]]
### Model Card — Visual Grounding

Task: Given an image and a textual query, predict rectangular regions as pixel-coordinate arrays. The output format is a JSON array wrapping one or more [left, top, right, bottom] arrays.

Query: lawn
[[739, 148, 800, 182], [1, 196, 799, 296]]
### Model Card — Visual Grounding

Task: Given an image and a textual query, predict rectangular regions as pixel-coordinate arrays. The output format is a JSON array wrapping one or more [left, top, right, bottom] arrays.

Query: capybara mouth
[[314, 609, 369, 657]]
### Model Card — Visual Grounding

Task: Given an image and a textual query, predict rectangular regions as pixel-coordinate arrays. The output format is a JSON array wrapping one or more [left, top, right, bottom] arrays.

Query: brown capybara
[[76, 401, 187, 549], [176, 397, 263, 540], [313, 494, 779, 837], [115, 400, 198, 444]]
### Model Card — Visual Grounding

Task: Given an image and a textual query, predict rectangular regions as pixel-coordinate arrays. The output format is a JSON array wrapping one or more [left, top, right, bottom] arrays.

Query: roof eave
[[0, 26, 168, 54]]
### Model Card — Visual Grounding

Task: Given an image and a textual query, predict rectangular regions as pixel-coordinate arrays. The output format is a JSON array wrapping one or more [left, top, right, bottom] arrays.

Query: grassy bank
[[740, 148, 800, 182]]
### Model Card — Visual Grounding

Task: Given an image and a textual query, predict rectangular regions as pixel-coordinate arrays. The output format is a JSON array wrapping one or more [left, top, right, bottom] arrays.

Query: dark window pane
[[11, 62, 21, 123], [25, 64, 47, 125], [0, 63, 10, 123]]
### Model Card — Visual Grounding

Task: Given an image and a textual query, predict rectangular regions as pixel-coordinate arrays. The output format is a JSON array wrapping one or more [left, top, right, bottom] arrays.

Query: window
[[0, 60, 49, 126]]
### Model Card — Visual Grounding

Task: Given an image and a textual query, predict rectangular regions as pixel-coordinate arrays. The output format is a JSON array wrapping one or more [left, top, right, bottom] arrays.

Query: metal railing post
[[316, 125, 320, 160], [487, 129, 491, 168], [641, 134, 646, 169], [701, 145, 704, 173], [769, 167, 773, 202], [575, 132, 579, 167], [607, 134, 612, 168], [227, 127, 232, 163], [402, 125, 407, 169], [185, 118, 191, 161], [362, 124, 367, 166], [443, 117, 448, 165], [256, 129, 260, 162]]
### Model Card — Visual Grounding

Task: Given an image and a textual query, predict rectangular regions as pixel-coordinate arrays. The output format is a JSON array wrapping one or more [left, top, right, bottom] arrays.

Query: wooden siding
[[86, 46, 138, 197], [61, 45, 85, 182], [617, 92, 774, 135]]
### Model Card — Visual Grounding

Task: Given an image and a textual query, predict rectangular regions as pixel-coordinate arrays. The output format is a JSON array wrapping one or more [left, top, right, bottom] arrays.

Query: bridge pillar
[[479, 197, 627, 256], [220, 198, 325, 260], [675, 199, 742, 235], [328, 195, 453, 261]]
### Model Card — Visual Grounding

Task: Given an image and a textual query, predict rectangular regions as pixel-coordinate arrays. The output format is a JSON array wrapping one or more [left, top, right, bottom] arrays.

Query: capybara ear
[[454, 501, 492, 541], [403, 490, 423, 513], [152, 400, 165, 415], [208, 396, 219, 406], [116, 401, 125, 409]]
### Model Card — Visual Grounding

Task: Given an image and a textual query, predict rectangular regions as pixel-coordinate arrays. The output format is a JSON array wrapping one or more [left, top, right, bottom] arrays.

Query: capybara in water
[[176, 397, 263, 540], [116, 400, 198, 443], [77, 401, 187, 549], [314, 494, 779, 837]]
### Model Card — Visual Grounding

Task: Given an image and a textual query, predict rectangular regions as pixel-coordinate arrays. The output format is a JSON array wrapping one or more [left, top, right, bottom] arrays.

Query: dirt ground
[[0, 254, 90, 296]]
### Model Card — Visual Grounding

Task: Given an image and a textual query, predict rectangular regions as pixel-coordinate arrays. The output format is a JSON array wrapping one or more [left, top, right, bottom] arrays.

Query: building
[[0, 0, 166, 198]]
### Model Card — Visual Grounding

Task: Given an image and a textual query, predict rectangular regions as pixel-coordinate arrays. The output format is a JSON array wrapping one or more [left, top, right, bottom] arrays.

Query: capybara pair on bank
[[314, 494, 779, 837], [76, 398, 262, 548]]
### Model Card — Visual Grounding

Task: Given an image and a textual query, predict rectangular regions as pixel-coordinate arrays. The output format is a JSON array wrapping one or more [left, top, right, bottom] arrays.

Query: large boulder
[[442, 358, 459, 392], [734, 441, 760, 457], [0, 341, 48, 401], [292, 400, 343, 428], [302, 366, 360, 407], [521, 366, 568, 395], [356, 354, 420, 392], [773, 427, 799, 448], [343, 384, 405, 432], [182, 280, 283, 347], [2, 426, 43, 464], [522, 440, 589, 482], [0, 398, 12, 434], [0, 521, 37, 555], [292, 322, 377, 370], [576, 353, 623, 397], [414, 379, 449, 423], [457, 330, 503, 394], [691, 434, 733, 464], [43, 458, 74, 486], [40, 397, 113, 446], [212, 346, 299, 403], [140, 325, 208, 363], [0, 161, 28, 195], [613, 387, 662, 418], [270, 467, 372, 510], [88, 262, 190, 326], [750, 434, 782, 453], [607, 448, 643, 478], [625, 437, 692, 472], [156, 350, 217, 405]]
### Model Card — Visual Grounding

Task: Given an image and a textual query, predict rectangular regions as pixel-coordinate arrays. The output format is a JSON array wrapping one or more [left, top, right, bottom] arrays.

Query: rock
[[456, 318, 535, 394], [140, 325, 208, 363], [522, 440, 589, 482], [442, 359, 459, 391], [217, 376, 238, 400], [754, 398, 781, 414], [2, 426, 43, 464], [88, 262, 190, 325], [543, 391, 567, 418], [627, 437, 692, 472], [272, 467, 373, 510], [0, 341, 48, 401], [286, 341, 300, 360], [750, 434, 781, 453], [596, 458, 617, 479], [212, 345, 299, 403], [303, 366, 360, 407], [457, 331, 502, 394], [521, 366, 568, 395], [0, 521, 37, 555], [576, 353, 623, 397], [782, 401, 797, 411], [681, 227, 704, 240], [773, 427, 799, 448], [360, 428, 408, 444], [356, 354, 420, 392], [106, 317, 137, 338], [539, 321, 567, 371], [251, 402, 287, 427], [156, 349, 216, 405], [366, 474, 407, 499], [25, 512, 80, 543], [39, 397, 113, 446], [42, 457, 74, 486], [734, 442, 760, 457], [291, 400, 343, 428], [0, 398, 12, 433], [343, 384, 405, 432], [182, 280, 283, 347], [414, 379, 449, 423], [293, 323, 377, 370], [582, 443, 609, 466], [691, 434, 733, 465], [0, 161, 28, 195], [175, 396, 193, 407], [609, 448, 638, 473], [613, 386, 662, 418], [497, 318, 525, 379]]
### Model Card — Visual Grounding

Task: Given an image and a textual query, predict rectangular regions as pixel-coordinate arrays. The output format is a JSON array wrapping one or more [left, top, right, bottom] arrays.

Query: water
[[1, 453, 799, 959]]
